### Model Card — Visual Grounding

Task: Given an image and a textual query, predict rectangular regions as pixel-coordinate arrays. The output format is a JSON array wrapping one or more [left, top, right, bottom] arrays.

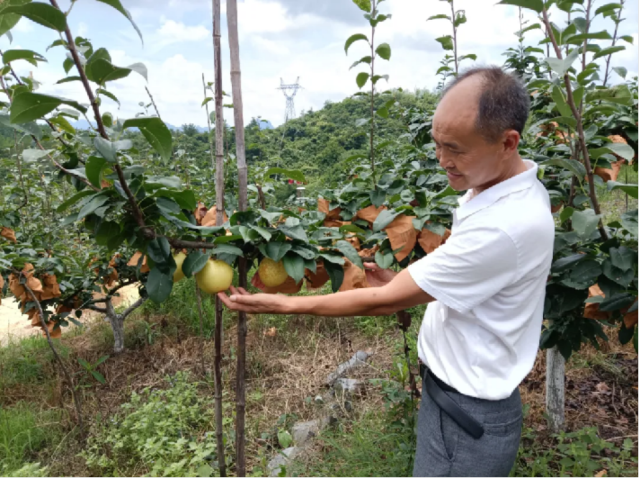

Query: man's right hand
[[363, 262, 398, 287]]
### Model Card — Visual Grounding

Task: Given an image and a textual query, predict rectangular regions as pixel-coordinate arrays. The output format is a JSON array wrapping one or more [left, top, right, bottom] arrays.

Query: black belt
[[420, 364, 485, 440]]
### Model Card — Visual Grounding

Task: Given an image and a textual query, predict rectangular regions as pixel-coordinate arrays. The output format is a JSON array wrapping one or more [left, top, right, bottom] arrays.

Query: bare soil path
[[0, 284, 141, 346]]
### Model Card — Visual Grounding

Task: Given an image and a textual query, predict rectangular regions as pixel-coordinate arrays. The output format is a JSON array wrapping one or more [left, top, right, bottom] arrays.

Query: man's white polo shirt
[[408, 160, 555, 400]]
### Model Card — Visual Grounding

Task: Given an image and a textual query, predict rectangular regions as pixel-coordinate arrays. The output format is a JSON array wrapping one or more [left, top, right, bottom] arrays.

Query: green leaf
[[283, 253, 305, 283], [0, 0, 26, 37], [97, 88, 120, 106], [263, 242, 291, 262], [91, 370, 106, 384], [543, 158, 586, 179], [146, 267, 173, 304], [375, 250, 394, 269], [370, 189, 385, 208], [279, 218, 308, 242], [607, 181, 638, 199], [569, 260, 602, 283], [10, 91, 87, 124], [497, 0, 543, 13], [352, 0, 371, 12], [0, 112, 41, 139], [619, 35, 634, 44], [196, 464, 214, 478], [356, 72, 369, 89], [324, 260, 344, 292], [155, 189, 196, 211], [593, 45, 625, 60], [95, 0, 143, 44], [427, 14, 450, 21], [600, 293, 635, 312], [147, 237, 171, 263], [612, 66, 627, 79], [56, 190, 96, 213], [122, 117, 172, 163], [48, 115, 75, 134], [609, 246, 634, 272], [371, 74, 389, 84], [373, 209, 399, 232], [85, 156, 107, 188], [572, 209, 601, 240], [2, 49, 46, 66], [250, 226, 272, 242], [345, 33, 369, 54], [595, 2, 622, 16], [565, 30, 612, 44], [559, 206, 574, 223], [213, 244, 243, 257], [2, 2, 67, 31], [95, 221, 120, 246], [182, 251, 210, 277], [620, 210, 638, 237], [278, 430, 293, 449], [265, 167, 306, 183], [552, 253, 586, 273], [22, 148, 51, 163], [94, 137, 132, 163], [78, 193, 110, 220], [375, 43, 391, 60], [551, 86, 573, 117], [349, 55, 372, 70], [335, 240, 363, 269], [545, 48, 580, 76], [435, 35, 454, 51]]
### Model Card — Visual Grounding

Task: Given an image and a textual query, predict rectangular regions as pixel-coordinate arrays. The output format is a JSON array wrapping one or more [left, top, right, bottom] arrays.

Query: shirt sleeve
[[408, 224, 518, 314]]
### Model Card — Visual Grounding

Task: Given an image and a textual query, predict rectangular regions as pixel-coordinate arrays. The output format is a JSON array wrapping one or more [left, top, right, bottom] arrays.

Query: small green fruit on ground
[[196, 259, 234, 294], [173, 252, 186, 282], [258, 258, 288, 287]]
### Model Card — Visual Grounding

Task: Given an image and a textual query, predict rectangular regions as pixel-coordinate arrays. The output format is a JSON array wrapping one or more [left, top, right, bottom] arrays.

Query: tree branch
[[121, 297, 147, 320], [541, 8, 608, 242]]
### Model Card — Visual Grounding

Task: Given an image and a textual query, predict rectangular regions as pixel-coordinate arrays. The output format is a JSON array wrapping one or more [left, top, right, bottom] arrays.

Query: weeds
[[0, 402, 62, 476], [81, 371, 230, 477]]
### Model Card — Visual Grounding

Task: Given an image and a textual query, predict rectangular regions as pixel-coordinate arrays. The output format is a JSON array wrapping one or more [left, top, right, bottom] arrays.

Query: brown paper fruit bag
[[384, 214, 417, 262]]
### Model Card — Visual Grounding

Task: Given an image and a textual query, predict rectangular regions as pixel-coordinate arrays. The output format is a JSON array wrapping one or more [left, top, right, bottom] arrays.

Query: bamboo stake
[[212, 0, 227, 475], [226, 0, 249, 475]]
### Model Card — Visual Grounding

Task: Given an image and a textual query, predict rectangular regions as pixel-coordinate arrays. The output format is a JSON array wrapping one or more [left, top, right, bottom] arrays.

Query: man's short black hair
[[442, 66, 530, 143]]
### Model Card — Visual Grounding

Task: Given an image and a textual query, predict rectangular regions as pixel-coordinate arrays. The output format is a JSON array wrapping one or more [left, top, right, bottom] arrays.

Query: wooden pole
[[212, 0, 227, 475], [226, 0, 249, 475]]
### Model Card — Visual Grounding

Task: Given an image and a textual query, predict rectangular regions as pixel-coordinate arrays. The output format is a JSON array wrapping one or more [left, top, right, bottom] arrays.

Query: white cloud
[[157, 20, 210, 42], [13, 18, 33, 34]]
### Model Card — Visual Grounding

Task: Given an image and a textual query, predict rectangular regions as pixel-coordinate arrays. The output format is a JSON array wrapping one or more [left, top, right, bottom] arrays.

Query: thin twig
[[213, 0, 227, 474], [23, 278, 83, 433], [369, 0, 377, 190], [145, 86, 161, 118], [603, 0, 624, 87]]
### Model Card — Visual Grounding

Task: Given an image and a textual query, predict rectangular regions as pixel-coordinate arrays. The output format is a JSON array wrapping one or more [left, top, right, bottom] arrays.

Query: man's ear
[[502, 129, 520, 153]]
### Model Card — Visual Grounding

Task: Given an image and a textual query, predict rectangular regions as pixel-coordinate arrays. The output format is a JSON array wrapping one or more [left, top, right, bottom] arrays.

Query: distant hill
[[69, 118, 273, 132]]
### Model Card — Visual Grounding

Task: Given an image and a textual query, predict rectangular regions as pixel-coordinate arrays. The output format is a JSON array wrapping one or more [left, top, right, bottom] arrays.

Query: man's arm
[[218, 268, 433, 316]]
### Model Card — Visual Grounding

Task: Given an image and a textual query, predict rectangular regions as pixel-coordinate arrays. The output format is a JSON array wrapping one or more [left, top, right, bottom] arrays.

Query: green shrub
[[81, 372, 224, 477]]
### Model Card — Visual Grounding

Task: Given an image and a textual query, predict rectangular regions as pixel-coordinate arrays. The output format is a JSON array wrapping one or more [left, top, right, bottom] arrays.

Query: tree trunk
[[545, 346, 565, 432], [109, 315, 126, 354]]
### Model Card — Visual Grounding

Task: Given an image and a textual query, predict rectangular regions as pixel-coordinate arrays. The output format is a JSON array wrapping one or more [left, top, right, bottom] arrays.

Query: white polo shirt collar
[[456, 159, 539, 222]]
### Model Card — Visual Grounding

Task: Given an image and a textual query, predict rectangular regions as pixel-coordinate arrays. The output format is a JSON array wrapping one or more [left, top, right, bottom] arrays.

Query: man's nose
[[437, 152, 454, 170]]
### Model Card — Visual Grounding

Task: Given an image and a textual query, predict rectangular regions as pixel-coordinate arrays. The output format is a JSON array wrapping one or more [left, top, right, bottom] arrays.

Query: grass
[[0, 335, 69, 399], [0, 402, 63, 476]]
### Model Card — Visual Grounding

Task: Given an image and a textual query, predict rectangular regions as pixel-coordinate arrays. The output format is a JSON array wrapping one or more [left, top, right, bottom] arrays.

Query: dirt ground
[[0, 284, 141, 346]]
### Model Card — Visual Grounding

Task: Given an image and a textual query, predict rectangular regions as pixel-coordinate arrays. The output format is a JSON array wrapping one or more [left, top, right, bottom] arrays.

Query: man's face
[[432, 76, 518, 192]]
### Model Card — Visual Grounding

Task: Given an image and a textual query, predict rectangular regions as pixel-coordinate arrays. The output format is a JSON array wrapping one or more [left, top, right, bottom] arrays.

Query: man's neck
[[472, 156, 528, 196]]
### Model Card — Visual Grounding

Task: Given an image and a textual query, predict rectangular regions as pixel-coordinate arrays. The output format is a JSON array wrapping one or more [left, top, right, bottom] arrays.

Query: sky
[[5, 0, 639, 128]]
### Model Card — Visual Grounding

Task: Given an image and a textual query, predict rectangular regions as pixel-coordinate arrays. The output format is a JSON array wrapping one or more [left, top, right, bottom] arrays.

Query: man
[[218, 66, 555, 477]]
